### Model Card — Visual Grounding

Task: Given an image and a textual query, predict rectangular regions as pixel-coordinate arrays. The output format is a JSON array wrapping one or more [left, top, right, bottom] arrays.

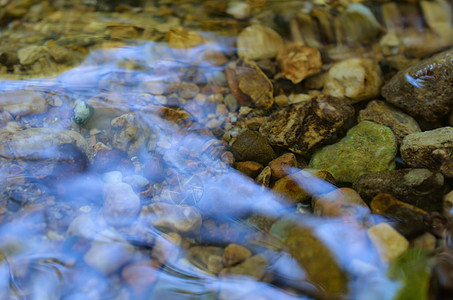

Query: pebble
[[111, 113, 149, 157], [17, 45, 49, 65], [222, 243, 252, 267], [353, 168, 445, 212], [237, 24, 284, 60], [358, 100, 421, 145], [444, 190, 453, 218], [223, 94, 238, 112], [145, 203, 202, 234], [152, 233, 181, 264], [226, 1, 250, 19], [220, 254, 268, 280], [268, 153, 297, 179], [73, 100, 94, 126], [121, 260, 158, 292], [186, 246, 224, 272], [382, 48, 453, 122], [123, 174, 150, 191], [178, 82, 199, 99], [400, 127, 453, 178], [411, 232, 436, 250], [312, 187, 369, 219], [255, 166, 271, 187], [259, 95, 354, 154], [367, 223, 409, 263], [231, 129, 276, 165], [276, 42, 322, 84], [309, 121, 397, 183], [323, 58, 382, 103], [102, 182, 141, 227], [235, 161, 263, 178], [0, 90, 48, 117]]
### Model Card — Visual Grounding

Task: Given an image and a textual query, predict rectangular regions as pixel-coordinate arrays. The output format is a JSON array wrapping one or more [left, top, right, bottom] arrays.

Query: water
[[0, 1, 452, 299]]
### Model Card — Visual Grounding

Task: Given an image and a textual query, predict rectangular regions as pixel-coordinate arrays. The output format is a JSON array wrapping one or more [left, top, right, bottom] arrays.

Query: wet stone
[[73, 100, 94, 126], [222, 243, 252, 267], [382, 48, 453, 122], [259, 95, 354, 154], [268, 153, 297, 179], [17, 45, 49, 65], [367, 223, 409, 263], [310, 121, 397, 183], [103, 182, 141, 227], [256, 166, 271, 187], [0, 91, 48, 117], [353, 168, 445, 212], [220, 254, 268, 280], [186, 246, 224, 272], [411, 232, 437, 250], [444, 190, 453, 219], [111, 113, 149, 157], [144, 203, 202, 234], [237, 24, 284, 60], [231, 129, 276, 165], [312, 187, 370, 219], [400, 127, 453, 178], [234, 161, 263, 178], [358, 100, 421, 145]]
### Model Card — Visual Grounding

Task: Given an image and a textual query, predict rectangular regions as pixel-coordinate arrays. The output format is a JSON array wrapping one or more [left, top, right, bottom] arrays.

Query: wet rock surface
[[309, 121, 397, 183], [102, 182, 141, 227], [367, 223, 409, 263], [259, 95, 354, 154], [382, 48, 453, 122], [231, 129, 276, 165], [144, 203, 202, 234]]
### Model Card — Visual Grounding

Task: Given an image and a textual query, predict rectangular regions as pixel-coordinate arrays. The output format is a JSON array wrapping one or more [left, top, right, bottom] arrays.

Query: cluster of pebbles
[[1, 0, 453, 299]]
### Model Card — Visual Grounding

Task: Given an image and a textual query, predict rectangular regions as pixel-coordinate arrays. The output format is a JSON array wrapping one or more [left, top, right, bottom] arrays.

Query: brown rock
[[121, 260, 159, 292], [313, 187, 369, 219], [145, 203, 202, 234], [220, 254, 268, 280], [222, 244, 252, 267], [0, 91, 48, 117], [226, 59, 274, 109], [259, 95, 354, 154], [400, 127, 453, 178], [103, 182, 141, 227], [444, 190, 453, 219], [382, 48, 453, 121], [353, 168, 445, 212], [358, 100, 421, 144], [268, 153, 297, 179], [186, 246, 224, 272], [111, 113, 149, 157], [367, 223, 409, 263], [231, 129, 276, 165], [277, 42, 322, 84], [237, 24, 284, 60], [235, 161, 263, 178], [255, 166, 271, 187], [110, 25, 139, 40]]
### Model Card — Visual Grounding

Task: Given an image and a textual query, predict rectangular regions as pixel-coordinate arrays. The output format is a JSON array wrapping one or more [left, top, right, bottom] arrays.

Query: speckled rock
[[309, 121, 397, 183], [381, 48, 453, 122], [276, 43, 322, 84], [268, 153, 297, 179], [367, 223, 409, 263], [0, 90, 48, 117], [352, 168, 445, 212], [226, 59, 274, 109], [358, 100, 421, 144], [145, 203, 202, 234], [220, 254, 268, 280], [103, 182, 141, 227], [259, 95, 354, 154], [400, 127, 453, 178], [323, 58, 382, 103], [231, 129, 276, 165], [222, 244, 252, 267], [111, 113, 149, 157], [237, 24, 284, 60], [73, 100, 94, 126]]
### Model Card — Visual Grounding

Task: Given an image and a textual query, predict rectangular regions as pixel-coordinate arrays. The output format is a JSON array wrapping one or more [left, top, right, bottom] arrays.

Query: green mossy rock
[[309, 121, 397, 183]]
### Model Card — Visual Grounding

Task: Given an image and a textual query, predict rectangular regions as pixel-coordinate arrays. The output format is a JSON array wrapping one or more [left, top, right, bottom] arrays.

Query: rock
[[223, 94, 238, 112], [237, 24, 284, 60], [323, 58, 382, 103], [145, 203, 202, 234], [312, 187, 369, 219], [102, 171, 123, 183], [111, 113, 149, 157], [178, 82, 199, 99], [235, 161, 263, 178], [370, 194, 427, 239], [222, 243, 252, 267], [186, 246, 224, 272], [276, 42, 322, 84], [123, 174, 149, 191], [110, 25, 139, 40], [284, 225, 348, 295], [83, 230, 135, 275], [226, 59, 274, 109], [152, 233, 181, 264], [207, 255, 224, 274], [272, 169, 336, 205], [259, 95, 354, 154], [352, 168, 445, 212], [73, 100, 94, 126], [400, 127, 453, 178], [309, 121, 397, 183], [103, 182, 141, 227], [444, 190, 453, 218], [17, 45, 49, 65], [143, 154, 165, 183], [0, 128, 88, 177], [358, 100, 421, 144], [256, 166, 271, 187], [367, 223, 409, 263], [121, 260, 159, 292], [47, 41, 74, 64], [220, 254, 268, 280], [0, 91, 48, 117], [231, 129, 276, 165], [381, 48, 453, 122], [411, 233, 436, 250], [340, 3, 382, 44], [268, 153, 297, 179], [226, 1, 250, 19]]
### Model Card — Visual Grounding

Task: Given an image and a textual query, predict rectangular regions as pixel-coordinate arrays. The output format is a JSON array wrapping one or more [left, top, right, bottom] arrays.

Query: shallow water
[[1, 1, 453, 299]]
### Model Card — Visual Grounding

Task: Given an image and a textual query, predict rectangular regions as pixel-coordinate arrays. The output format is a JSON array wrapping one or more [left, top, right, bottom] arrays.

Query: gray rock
[[400, 127, 453, 178], [358, 100, 421, 144], [73, 100, 94, 126], [382, 48, 453, 121], [259, 95, 354, 154], [353, 168, 445, 212]]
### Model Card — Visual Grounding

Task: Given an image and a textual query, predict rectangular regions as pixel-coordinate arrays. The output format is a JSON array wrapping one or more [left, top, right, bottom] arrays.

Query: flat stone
[[353, 168, 444, 212], [309, 121, 397, 183], [358, 100, 421, 144], [231, 129, 276, 165], [103, 182, 141, 227], [400, 127, 453, 178], [222, 243, 252, 267], [259, 95, 354, 154], [367, 223, 409, 263], [382, 48, 453, 121], [145, 203, 202, 234], [0, 90, 48, 117]]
